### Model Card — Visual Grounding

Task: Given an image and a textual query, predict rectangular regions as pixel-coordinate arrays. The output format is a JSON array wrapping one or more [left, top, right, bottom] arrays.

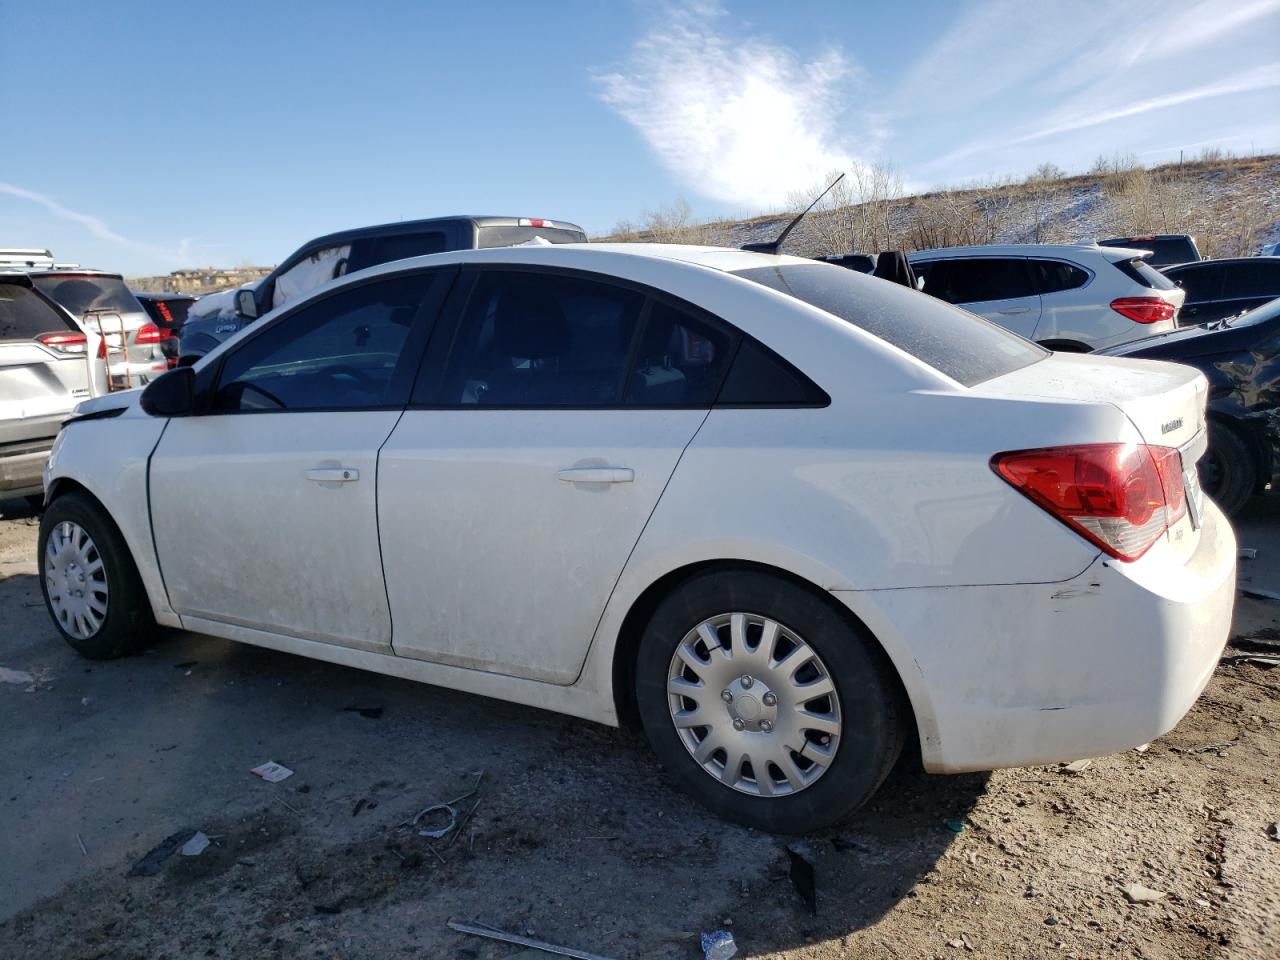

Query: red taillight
[[992, 443, 1185, 562], [134, 322, 176, 344], [1111, 296, 1175, 324], [35, 331, 88, 355]]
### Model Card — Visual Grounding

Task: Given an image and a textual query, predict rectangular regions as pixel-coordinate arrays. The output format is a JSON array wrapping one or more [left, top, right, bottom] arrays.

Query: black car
[[812, 253, 876, 273], [1161, 257, 1280, 326], [1098, 234, 1201, 267], [132, 290, 197, 334], [179, 215, 586, 360], [1103, 297, 1280, 516]]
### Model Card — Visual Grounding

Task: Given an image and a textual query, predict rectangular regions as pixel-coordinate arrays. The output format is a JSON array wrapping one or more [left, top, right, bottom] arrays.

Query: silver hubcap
[[45, 521, 108, 640], [667, 612, 842, 798]]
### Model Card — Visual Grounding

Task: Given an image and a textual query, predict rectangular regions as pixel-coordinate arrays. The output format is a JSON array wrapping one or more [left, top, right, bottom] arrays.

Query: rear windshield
[[734, 263, 1047, 387], [476, 226, 587, 248], [0, 283, 75, 340], [32, 274, 142, 318], [1112, 257, 1176, 290]]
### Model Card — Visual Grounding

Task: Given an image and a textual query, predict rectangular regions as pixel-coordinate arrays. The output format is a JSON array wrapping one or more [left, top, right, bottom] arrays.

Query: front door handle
[[996, 307, 1031, 315], [305, 467, 359, 484], [556, 466, 634, 484]]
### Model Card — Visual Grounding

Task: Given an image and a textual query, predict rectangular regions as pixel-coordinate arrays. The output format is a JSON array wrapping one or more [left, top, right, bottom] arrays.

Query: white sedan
[[38, 244, 1235, 833]]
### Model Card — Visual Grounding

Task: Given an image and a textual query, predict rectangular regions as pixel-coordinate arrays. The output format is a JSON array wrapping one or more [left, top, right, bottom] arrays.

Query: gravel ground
[[0, 496, 1276, 960]]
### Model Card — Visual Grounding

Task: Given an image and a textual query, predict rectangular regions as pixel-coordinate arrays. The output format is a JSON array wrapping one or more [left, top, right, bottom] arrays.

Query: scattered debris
[[1122, 883, 1166, 904], [76, 833, 87, 856], [127, 828, 199, 877], [701, 929, 739, 960], [1239, 547, 1258, 560], [445, 797, 482, 850], [343, 705, 384, 719], [944, 819, 966, 833], [0, 667, 35, 685], [250, 761, 294, 783], [447, 919, 619, 960], [1061, 759, 1093, 774], [352, 798, 379, 817], [180, 832, 210, 856], [1134, 743, 1150, 753], [1268, 822, 1279, 841], [946, 934, 975, 951], [1222, 653, 1280, 669], [411, 803, 458, 839], [1241, 586, 1280, 604], [787, 845, 817, 914]]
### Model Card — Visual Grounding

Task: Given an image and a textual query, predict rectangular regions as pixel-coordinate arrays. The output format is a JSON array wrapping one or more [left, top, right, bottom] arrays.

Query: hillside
[[604, 154, 1280, 260]]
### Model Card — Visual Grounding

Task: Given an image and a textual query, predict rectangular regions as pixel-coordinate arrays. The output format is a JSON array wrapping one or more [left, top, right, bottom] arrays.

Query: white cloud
[[595, 4, 862, 208], [0, 181, 132, 245]]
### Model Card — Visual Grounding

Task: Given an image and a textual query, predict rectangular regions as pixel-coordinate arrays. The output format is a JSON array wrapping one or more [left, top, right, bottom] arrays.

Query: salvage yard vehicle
[[0, 273, 102, 507], [1104, 295, 1280, 517], [178, 215, 587, 361], [1161, 257, 1280, 326], [38, 244, 1235, 833], [908, 243, 1184, 351]]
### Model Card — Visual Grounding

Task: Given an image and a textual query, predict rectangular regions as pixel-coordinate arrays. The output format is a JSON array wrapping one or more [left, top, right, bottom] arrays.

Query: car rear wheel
[[635, 568, 905, 833], [38, 492, 156, 659], [1200, 422, 1255, 518]]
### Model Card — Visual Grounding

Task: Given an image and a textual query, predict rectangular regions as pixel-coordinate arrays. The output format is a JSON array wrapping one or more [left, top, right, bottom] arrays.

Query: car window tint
[[1032, 259, 1089, 294], [625, 299, 733, 406], [912, 259, 947, 296], [717, 337, 829, 405], [1114, 257, 1177, 290], [31, 275, 141, 317], [735, 263, 1046, 387], [1223, 261, 1280, 299], [934, 258, 1036, 304], [0, 284, 76, 340], [1167, 263, 1223, 302], [441, 270, 644, 407], [367, 233, 447, 266], [214, 273, 432, 412]]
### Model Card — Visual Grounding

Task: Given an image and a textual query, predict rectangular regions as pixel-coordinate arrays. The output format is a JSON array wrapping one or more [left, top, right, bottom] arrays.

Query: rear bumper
[[0, 433, 58, 496], [837, 500, 1236, 772]]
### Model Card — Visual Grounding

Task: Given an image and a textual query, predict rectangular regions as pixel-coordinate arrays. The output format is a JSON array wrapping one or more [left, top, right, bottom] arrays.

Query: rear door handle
[[305, 467, 359, 484], [556, 466, 634, 484]]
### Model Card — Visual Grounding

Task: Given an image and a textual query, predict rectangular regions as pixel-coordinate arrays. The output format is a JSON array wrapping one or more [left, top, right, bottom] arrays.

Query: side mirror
[[140, 366, 197, 417], [235, 288, 259, 319]]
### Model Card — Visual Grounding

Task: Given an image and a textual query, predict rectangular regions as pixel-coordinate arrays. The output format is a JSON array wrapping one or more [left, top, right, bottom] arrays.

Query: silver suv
[[908, 244, 1186, 352], [0, 274, 101, 506]]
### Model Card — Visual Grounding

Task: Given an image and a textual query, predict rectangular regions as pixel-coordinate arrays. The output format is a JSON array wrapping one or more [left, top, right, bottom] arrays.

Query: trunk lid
[[974, 353, 1209, 559]]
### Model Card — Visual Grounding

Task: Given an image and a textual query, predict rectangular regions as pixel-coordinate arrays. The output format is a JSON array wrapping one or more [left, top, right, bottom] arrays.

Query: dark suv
[[1161, 257, 1280, 326], [179, 215, 586, 359]]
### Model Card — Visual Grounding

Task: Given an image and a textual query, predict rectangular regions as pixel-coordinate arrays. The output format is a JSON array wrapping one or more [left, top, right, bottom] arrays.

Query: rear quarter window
[[734, 263, 1046, 387], [1115, 258, 1178, 291], [0, 284, 75, 340]]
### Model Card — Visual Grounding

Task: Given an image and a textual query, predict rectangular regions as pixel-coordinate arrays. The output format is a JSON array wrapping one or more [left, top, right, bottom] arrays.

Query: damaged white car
[[38, 244, 1235, 833]]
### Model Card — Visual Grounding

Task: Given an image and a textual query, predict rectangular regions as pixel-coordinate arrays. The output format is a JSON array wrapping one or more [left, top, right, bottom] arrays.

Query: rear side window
[[366, 232, 447, 265], [1162, 263, 1221, 301], [735, 263, 1046, 387], [440, 270, 645, 406], [625, 299, 733, 406], [934, 258, 1037, 304], [1114, 258, 1178, 291], [1032, 259, 1089, 294], [1222, 261, 1280, 299], [0, 284, 75, 340], [717, 338, 828, 405], [32, 275, 140, 318]]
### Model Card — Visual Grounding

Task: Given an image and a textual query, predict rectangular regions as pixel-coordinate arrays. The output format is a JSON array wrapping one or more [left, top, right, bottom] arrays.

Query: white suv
[[909, 244, 1185, 352]]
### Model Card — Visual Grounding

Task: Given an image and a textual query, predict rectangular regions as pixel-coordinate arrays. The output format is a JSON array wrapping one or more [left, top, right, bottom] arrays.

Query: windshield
[[1222, 295, 1280, 328], [32, 274, 143, 318], [733, 263, 1047, 387]]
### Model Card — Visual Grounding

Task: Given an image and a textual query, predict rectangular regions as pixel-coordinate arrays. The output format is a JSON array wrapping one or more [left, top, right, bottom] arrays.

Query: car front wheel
[[635, 568, 906, 833], [38, 492, 156, 659]]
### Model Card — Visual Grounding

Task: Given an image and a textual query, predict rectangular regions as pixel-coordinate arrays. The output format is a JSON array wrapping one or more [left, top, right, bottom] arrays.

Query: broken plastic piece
[[127, 828, 198, 876], [180, 831, 210, 856], [447, 919, 619, 960], [250, 761, 293, 783], [944, 819, 965, 833], [1062, 759, 1093, 774], [412, 803, 457, 838], [701, 929, 739, 960], [1122, 882, 1166, 904]]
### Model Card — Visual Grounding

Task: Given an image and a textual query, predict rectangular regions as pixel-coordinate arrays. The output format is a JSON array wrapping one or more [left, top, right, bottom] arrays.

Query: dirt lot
[[1, 497, 1277, 960]]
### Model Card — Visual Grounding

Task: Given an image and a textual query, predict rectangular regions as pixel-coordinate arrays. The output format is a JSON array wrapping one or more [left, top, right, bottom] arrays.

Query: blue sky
[[3, 0, 1278, 275]]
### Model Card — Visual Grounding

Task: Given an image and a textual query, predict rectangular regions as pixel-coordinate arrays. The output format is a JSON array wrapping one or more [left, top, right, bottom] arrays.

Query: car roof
[[17, 267, 125, 280], [907, 243, 1140, 258], [1165, 256, 1280, 269], [297, 215, 587, 251]]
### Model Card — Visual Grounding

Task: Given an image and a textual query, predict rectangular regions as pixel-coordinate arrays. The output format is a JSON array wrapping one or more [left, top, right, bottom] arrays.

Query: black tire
[[1200, 421, 1255, 518], [635, 568, 906, 834], [38, 491, 156, 659]]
